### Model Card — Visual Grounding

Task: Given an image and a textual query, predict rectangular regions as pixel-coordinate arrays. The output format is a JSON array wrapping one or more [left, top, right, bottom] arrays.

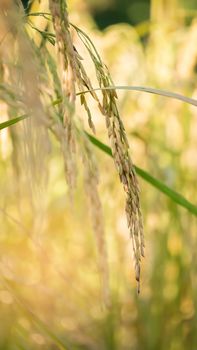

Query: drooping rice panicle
[[72, 25, 145, 291], [49, 0, 78, 189], [46, 1, 110, 298]]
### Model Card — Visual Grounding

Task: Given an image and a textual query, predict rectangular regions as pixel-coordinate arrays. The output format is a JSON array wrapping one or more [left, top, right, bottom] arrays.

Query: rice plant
[[0, 0, 197, 349]]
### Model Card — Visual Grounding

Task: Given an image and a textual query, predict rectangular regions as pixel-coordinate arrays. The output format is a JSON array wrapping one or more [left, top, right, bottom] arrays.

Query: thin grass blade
[[77, 86, 197, 107], [0, 115, 28, 130]]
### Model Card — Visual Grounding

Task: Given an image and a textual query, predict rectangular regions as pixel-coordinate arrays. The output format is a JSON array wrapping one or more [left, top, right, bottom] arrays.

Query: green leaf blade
[[86, 133, 197, 217], [0, 115, 28, 130]]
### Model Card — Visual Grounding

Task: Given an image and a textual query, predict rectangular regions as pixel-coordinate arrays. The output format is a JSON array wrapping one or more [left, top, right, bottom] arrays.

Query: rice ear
[[72, 25, 145, 291]]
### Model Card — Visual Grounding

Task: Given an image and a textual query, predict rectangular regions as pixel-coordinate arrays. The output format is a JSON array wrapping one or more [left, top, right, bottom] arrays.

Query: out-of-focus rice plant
[[0, 0, 197, 349]]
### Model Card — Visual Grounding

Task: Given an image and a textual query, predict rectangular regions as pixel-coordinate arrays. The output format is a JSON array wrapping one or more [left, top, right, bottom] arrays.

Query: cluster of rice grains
[[49, 0, 110, 303], [1, 0, 145, 295], [49, 0, 144, 293]]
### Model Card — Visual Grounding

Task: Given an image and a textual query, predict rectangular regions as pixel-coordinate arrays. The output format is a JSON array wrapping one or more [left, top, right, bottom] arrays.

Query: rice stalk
[[72, 24, 145, 291], [47, 10, 144, 289], [49, 0, 78, 189], [42, 2, 110, 299]]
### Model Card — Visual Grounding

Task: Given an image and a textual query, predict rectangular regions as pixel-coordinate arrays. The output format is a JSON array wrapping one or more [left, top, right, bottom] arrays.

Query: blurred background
[[0, 0, 197, 349]]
